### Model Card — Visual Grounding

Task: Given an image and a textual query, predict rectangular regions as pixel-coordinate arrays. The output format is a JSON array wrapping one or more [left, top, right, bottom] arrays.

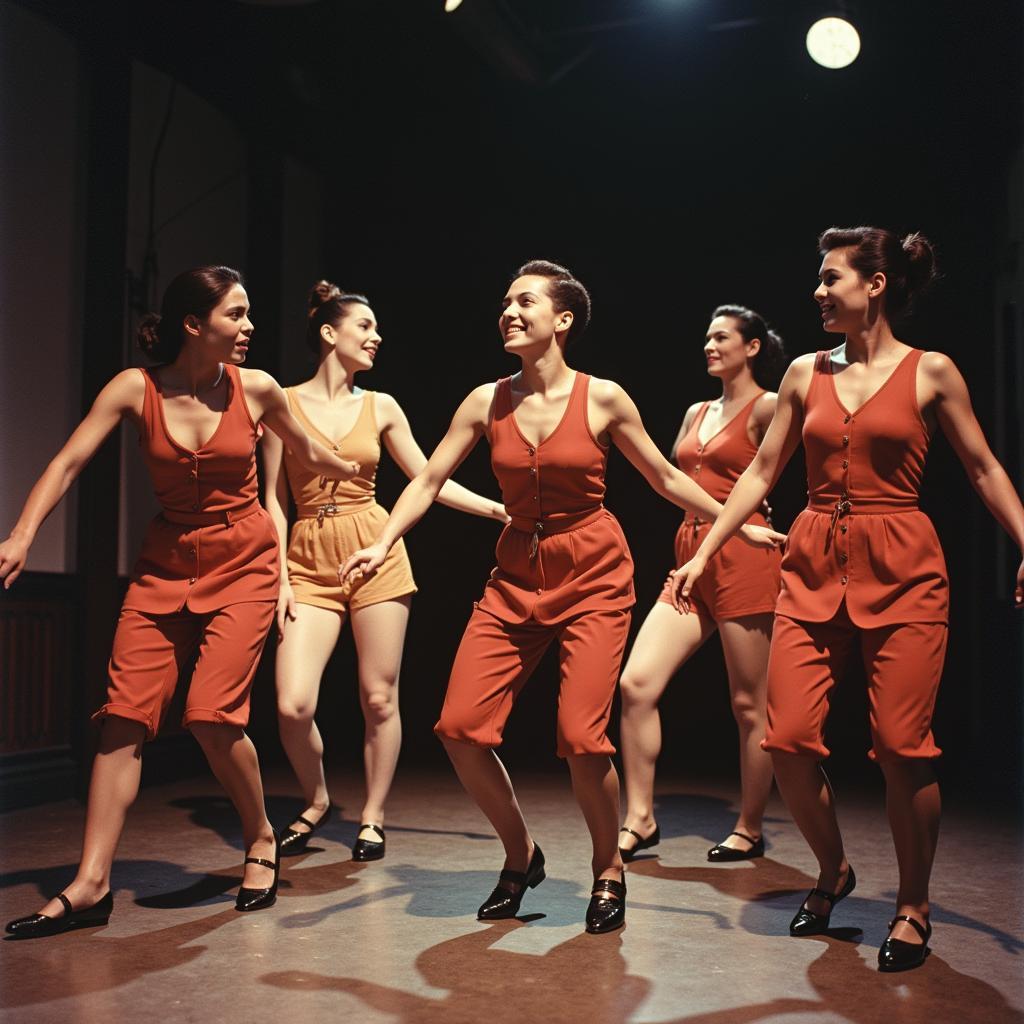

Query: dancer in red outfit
[[342, 261, 784, 933], [2, 267, 358, 937], [618, 306, 785, 864], [671, 228, 1024, 971]]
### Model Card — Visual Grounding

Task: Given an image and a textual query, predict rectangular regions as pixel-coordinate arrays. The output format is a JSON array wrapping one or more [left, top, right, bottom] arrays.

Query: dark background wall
[[1, 0, 1022, 807]]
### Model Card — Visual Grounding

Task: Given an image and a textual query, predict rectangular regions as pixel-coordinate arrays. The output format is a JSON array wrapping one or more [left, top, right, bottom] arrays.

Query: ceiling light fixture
[[806, 16, 861, 69]]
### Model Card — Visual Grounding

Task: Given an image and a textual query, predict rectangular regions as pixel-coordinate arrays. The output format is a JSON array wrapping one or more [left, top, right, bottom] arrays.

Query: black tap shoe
[[789, 864, 856, 936], [5, 891, 113, 940], [707, 831, 765, 862], [235, 830, 281, 912], [585, 877, 626, 934], [279, 806, 331, 856], [477, 844, 546, 920], [617, 824, 660, 863], [352, 823, 386, 862], [878, 914, 931, 972]]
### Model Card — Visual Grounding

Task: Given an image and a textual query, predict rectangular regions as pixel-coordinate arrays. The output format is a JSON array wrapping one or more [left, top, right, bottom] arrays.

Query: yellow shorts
[[286, 503, 417, 613]]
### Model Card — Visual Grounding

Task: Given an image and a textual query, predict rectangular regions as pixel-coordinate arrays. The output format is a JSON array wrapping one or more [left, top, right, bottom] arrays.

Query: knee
[[97, 716, 147, 755], [361, 686, 398, 725], [619, 671, 655, 709], [189, 721, 244, 752], [277, 697, 316, 726], [730, 690, 764, 732]]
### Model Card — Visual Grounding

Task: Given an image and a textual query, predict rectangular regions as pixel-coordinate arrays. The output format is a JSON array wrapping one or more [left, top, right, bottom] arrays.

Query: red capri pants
[[435, 604, 631, 758], [763, 605, 948, 763], [93, 601, 276, 740]]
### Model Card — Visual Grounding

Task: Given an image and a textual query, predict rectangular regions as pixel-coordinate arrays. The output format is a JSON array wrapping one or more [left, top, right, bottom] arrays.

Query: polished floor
[[1, 768, 1022, 1023]]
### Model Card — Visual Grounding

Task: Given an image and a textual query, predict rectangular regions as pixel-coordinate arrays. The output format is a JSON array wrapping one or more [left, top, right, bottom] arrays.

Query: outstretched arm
[[924, 352, 1024, 605], [0, 369, 143, 589], [243, 370, 360, 480], [375, 392, 507, 523], [670, 359, 809, 610], [340, 384, 495, 580]]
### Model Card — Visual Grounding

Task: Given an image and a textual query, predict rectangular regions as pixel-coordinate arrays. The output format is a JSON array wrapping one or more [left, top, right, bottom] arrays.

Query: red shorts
[[435, 603, 631, 757], [658, 516, 780, 621], [93, 602, 275, 740], [763, 606, 948, 762]]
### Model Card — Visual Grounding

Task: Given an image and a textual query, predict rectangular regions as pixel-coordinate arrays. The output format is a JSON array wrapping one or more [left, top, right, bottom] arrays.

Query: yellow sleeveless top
[[283, 388, 381, 518]]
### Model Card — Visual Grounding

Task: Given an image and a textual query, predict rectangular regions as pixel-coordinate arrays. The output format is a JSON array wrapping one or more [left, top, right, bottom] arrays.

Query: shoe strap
[[291, 814, 319, 831], [808, 886, 841, 905], [55, 892, 73, 916], [244, 857, 276, 869], [888, 914, 931, 942], [591, 878, 626, 900], [729, 831, 761, 845], [358, 823, 385, 840], [618, 826, 644, 842]]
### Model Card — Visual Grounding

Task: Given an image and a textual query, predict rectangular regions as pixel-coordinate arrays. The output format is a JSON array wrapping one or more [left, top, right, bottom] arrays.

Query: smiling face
[[814, 247, 885, 333], [499, 275, 573, 351], [322, 303, 381, 370], [703, 315, 758, 379], [185, 283, 253, 364]]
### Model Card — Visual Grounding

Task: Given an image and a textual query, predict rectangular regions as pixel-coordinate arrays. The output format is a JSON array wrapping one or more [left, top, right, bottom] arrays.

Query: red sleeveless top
[[477, 372, 634, 625], [123, 365, 278, 614], [777, 349, 948, 626]]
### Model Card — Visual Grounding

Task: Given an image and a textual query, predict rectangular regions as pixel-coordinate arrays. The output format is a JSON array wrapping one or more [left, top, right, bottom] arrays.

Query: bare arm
[[260, 426, 298, 637], [242, 370, 360, 480], [340, 385, 495, 580], [0, 369, 143, 588], [924, 352, 1024, 604], [670, 359, 810, 610], [375, 392, 507, 522]]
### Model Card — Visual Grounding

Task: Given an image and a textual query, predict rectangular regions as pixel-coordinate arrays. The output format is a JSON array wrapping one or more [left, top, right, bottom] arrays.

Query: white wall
[[0, 4, 85, 572]]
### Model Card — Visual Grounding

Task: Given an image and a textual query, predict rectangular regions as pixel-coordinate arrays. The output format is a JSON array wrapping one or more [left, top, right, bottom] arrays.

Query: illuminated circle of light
[[806, 16, 861, 69], [444, 0, 464, 12]]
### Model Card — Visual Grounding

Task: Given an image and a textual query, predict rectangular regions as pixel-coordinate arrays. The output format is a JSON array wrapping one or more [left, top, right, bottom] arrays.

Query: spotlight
[[806, 16, 860, 69], [444, 0, 464, 12]]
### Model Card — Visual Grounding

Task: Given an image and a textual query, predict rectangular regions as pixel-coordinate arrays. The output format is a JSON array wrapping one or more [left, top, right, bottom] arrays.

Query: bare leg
[[190, 723, 275, 889], [717, 614, 775, 850], [567, 754, 624, 882], [36, 716, 146, 916], [275, 602, 344, 831], [440, 737, 533, 890], [771, 752, 850, 915], [880, 759, 940, 943], [618, 602, 715, 851], [350, 596, 411, 841]]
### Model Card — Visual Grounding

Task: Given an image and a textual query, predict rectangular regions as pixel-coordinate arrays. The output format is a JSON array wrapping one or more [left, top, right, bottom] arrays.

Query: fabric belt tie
[[508, 506, 606, 560], [161, 503, 261, 527], [807, 497, 919, 553], [296, 500, 374, 524]]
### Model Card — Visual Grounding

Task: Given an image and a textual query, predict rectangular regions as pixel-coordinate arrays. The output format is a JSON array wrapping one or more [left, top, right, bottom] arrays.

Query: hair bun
[[308, 280, 342, 318], [901, 232, 938, 298], [137, 312, 162, 354]]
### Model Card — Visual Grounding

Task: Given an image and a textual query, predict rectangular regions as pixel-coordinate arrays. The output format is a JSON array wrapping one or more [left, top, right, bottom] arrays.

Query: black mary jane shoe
[[279, 807, 331, 856], [617, 824, 660, 864], [789, 864, 856, 936], [352, 823, 386, 862], [235, 831, 281, 912], [585, 876, 626, 934], [707, 830, 765, 863], [878, 914, 931, 972], [476, 844, 546, 920], [5, 890, 113, 940]]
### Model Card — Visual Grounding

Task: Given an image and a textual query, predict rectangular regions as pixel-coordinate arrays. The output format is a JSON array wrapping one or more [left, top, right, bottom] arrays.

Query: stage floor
[[1, 768, 1021, 1023]]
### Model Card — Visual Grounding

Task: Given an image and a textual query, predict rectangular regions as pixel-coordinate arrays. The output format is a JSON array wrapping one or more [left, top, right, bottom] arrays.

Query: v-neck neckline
[[826, 348, 915, 418], [289, 389, 368, 449], [153, 365, 230, 455], [508, 372, 581, 449], [693, 392, 764, 448]]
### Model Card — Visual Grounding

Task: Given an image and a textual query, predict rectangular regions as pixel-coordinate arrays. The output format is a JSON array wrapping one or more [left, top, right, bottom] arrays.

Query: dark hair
[[513, 259, 591, 345], [137, 266, 244, 363], [710, 304, 787, 390], [817, 226, 938, 320], [306, 280, 371, 354]]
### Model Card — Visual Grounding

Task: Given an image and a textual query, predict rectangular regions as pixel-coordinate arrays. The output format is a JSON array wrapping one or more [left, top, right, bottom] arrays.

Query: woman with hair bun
[[341, 261, 784, 933], [262, 282, 506, 861], [3, 266, 360, 937], [671, 227, 1024, 971], [618, 305, 785, 865]]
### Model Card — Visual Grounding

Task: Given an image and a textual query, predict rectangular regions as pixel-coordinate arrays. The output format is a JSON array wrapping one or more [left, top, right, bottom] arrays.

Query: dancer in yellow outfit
[[263, 282, 506, 860]]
